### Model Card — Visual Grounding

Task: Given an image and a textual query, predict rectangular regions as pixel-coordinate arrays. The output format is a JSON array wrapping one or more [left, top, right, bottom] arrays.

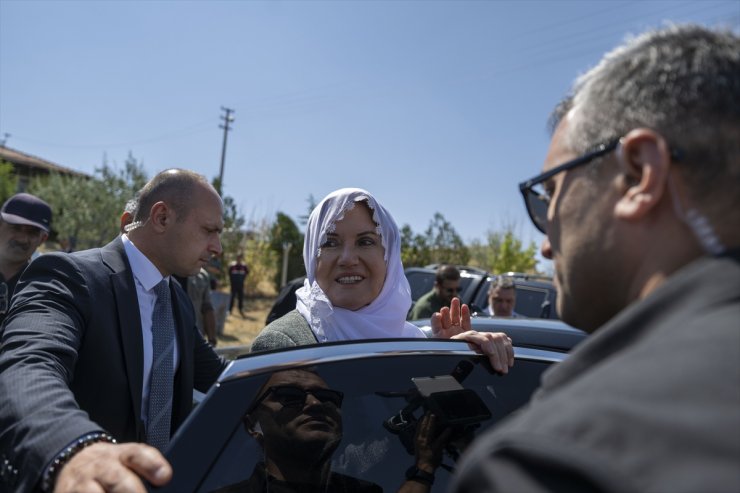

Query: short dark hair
[[488, 276, 516, 295], [556, 25, 740, 217], [435, 265, 461, 284], [134, 169, 212, 224]]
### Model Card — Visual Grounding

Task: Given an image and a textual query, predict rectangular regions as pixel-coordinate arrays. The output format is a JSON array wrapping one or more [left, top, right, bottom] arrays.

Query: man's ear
[[613, 128, 672, 221], [243, 415, 263, 441], [150, 201, 171, 231]]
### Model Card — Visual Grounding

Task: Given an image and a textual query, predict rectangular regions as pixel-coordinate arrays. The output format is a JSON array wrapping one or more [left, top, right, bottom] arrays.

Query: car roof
[[218, 338, 570, 383], [411, 317, 586, 353]]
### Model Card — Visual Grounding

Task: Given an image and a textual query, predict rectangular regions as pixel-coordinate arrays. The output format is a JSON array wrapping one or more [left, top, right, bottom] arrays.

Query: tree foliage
[[424, 212, 470, 265], [400, 212, 469, 267], [28, 154, 147, 251], [240, 218, 278, 296], [217, 194, 248, 271], [269, 212, 305, 289], [400, 224, 432, 267], [0, 160, 17, 204], [469, 229, 538, 274]]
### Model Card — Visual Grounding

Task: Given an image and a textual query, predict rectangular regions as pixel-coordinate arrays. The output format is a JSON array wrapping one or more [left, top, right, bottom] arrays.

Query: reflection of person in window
[[216, 369, 382, 493], [217, 369, 447, 493]]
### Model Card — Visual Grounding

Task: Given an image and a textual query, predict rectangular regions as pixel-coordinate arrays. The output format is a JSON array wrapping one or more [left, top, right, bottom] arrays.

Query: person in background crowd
[[408, 265, 461, 320], [451, 25, 740, 493], [251, 188, 514, 376], [485, 276, 518, 318], [0, 169, 228, 493], [175, 268, 218, 347], [229, 252, 250, 317], [0, 193, 51, 326]]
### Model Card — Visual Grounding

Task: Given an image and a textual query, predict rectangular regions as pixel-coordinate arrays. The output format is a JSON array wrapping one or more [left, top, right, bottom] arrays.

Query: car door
[[159, 340, 565, 492]]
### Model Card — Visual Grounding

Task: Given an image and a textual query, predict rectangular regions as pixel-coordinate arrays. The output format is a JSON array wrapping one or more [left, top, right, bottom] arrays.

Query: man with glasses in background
[[0, 193, 51, 326], [408, 264, 461, 320], [452, 25, 739, 492]]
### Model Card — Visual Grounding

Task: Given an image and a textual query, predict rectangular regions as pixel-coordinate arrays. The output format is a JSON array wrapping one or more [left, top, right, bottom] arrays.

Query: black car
[[405, 266, 559, 320], [156, 321, 586, 492]]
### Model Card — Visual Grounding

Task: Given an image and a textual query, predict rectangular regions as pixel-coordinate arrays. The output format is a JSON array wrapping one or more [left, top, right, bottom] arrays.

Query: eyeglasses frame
[[518, 139, 621, 234]]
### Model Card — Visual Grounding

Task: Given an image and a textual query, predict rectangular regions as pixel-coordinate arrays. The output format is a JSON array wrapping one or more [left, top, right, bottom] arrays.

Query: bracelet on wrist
[[405, 465, 435, 486], [41, 432, 116, 492]]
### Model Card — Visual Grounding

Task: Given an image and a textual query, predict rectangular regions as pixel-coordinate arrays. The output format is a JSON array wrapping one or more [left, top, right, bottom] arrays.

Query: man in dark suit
[[0, 169, 228, 492]]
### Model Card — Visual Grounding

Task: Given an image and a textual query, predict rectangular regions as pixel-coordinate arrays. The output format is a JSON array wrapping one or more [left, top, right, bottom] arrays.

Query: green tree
[[269, 212, 305, 289], [241, 218, 278, 297], [400, 224, 432, 267], [469, 229, 538, 274], [218, 194, 248, 268], [29, 154, 148, 251], [0, 160, 17, 204], [424, 212, 470, 265]]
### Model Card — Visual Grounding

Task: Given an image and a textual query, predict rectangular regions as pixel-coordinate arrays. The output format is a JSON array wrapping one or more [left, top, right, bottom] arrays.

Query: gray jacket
[[250, 309, 318, 352], [452, 250, 740, 493]]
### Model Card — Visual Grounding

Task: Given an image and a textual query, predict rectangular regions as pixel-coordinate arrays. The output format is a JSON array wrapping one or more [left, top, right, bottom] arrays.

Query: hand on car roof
[[431, 298, 515, 374]]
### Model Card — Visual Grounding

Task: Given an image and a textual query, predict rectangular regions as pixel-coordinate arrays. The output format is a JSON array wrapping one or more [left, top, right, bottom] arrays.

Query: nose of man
[[209, 236, 223, 256], [540, 236, 553, 260]]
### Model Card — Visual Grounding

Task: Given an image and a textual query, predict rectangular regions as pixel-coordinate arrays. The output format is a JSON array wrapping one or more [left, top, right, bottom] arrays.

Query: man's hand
[[54, 442, 172, 493], [431, 298, 514, 374]]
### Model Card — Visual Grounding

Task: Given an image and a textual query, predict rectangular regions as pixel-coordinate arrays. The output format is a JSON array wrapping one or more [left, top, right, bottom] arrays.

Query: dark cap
[[0, 193, 52, 233]]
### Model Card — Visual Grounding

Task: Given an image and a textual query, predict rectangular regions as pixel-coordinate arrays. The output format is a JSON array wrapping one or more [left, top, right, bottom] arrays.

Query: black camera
[[382, 368, 491, 459]]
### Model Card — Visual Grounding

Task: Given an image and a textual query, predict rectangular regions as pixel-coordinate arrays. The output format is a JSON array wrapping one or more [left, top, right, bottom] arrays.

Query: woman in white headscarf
[[251, 188, 513, 373]]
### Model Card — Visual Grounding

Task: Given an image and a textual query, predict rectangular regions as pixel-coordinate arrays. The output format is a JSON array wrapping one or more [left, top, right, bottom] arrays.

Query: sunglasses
[[519, 137, 684, 234], [250, 385, 344, 412], [518, 139, 620, 234]]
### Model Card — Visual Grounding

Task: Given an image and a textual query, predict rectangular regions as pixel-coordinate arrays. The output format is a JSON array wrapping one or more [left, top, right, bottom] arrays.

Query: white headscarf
[[295, 188, 426, 342]]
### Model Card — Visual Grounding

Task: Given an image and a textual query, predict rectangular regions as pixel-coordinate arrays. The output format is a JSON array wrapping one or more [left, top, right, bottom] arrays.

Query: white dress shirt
[[121, 234, 180, 427]]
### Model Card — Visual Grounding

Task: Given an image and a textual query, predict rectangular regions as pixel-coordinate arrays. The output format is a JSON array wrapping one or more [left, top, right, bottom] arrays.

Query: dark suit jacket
[[0, 237, 227, 492]]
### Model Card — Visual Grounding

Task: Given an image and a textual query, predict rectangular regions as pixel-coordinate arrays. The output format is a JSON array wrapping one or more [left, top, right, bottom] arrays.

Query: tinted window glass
[[513, 287, 548, 318], [406, 272, 474, 303], [473, 280, 558, 319], [185, 352, 552, 492]]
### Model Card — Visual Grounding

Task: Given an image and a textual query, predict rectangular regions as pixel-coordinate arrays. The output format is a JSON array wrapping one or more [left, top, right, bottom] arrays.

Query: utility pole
[[217, 106, 235, 195]]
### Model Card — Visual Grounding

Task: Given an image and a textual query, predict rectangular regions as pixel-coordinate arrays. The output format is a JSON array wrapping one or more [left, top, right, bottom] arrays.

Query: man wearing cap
[[0, 193, 52, 325]]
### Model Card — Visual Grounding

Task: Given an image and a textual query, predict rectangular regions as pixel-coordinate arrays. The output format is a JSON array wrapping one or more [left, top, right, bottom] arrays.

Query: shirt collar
[[121, 234, 168, 291]]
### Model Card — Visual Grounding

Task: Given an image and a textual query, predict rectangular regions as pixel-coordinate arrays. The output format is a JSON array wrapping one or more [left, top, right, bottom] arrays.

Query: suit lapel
[[103, 239, 145, 433]]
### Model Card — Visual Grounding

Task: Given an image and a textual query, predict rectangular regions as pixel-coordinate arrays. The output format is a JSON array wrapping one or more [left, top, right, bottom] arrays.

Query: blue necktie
[[147, 279, 175, 451]]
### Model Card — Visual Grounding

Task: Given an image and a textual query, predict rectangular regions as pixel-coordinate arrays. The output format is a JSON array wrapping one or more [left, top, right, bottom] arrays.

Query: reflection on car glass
[[379, 360, 492, 471], [213, 368, 382, 493]]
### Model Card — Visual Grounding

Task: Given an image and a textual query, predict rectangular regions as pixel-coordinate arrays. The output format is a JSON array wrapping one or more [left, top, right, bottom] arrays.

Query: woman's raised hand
[[431, 298, 514, 374]]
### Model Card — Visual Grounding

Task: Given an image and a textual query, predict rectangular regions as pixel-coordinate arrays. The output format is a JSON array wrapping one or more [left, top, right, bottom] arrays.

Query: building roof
[[0, 145, 89, 178]]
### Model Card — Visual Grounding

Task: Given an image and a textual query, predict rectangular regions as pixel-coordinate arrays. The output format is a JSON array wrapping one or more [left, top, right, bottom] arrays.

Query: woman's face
[[315, 202, 387, 310]]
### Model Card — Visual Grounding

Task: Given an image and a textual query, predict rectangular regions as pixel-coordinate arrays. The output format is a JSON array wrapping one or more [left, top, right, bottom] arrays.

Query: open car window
[[162, 341, 563, 492]]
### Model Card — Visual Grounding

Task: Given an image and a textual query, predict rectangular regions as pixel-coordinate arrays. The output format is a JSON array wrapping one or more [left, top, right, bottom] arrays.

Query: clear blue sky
[[1, 0, 738, 268]]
